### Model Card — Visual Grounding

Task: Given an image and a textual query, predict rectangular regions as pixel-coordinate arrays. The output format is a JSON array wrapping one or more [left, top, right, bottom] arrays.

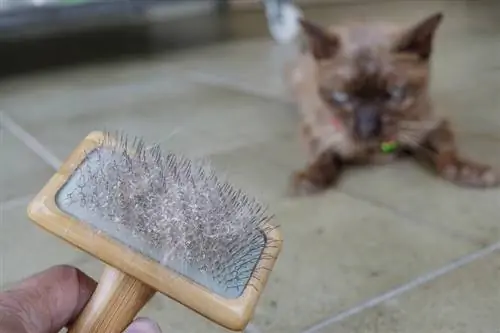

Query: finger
[[123, 318, 162, 333], [0, 265, 97, 333]]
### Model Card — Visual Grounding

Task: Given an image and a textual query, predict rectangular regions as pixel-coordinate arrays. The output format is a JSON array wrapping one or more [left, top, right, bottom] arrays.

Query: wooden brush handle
[[67, 265, 156, 333]]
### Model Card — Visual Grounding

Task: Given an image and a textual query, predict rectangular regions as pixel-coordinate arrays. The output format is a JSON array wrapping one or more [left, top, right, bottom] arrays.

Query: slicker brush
[[27, 131, 282, 333]]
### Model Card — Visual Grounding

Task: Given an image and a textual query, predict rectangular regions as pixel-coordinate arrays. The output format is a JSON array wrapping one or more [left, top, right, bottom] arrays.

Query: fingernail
[[124, 317, 162, 333]]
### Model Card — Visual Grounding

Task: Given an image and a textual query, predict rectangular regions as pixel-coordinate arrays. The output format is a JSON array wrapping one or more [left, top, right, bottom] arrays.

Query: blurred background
[[2, 1, 500, 333], [0, 0, 233, 76]]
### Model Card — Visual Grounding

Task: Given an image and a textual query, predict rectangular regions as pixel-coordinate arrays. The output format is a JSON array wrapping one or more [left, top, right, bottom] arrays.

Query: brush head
[[57, 132, 273, 298], [27, 131, 282, 331]]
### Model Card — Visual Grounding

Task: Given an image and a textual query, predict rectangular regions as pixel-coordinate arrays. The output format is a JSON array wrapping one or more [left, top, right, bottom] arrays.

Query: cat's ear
[[394, 12, 443, 60], [299, 19, 340, 60]]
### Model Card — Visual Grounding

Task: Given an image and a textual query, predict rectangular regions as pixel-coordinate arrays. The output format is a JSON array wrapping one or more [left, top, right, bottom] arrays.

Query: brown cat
[[285, 12, 500, 194]]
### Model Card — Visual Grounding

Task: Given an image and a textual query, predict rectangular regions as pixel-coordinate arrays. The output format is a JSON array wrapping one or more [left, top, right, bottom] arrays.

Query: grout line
[[244, 322, 263, 333], [301, 240, 500, 333], [1, 194, 34, 211], [185, 71, 288, 102], [0, 111, 61, 170]]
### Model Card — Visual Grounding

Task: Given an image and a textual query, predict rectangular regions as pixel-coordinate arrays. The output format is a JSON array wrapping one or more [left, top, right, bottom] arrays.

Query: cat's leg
[[414, 119, 500, 187], [291, 149, 343, 195]]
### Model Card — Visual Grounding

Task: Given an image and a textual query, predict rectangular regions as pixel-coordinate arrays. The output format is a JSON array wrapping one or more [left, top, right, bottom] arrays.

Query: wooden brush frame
[[27, 131, 282, 333]]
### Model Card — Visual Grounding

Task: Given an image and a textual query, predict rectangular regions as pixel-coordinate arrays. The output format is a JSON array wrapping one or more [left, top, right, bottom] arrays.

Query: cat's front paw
[[440, 159, 500, 188], [289, 151, 341, 195], [289, 168, 338, 196], [289, 171, 324, 196]]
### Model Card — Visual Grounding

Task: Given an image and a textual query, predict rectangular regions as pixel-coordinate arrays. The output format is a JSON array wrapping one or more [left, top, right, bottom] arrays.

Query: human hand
[[0, 265, 161, 333]]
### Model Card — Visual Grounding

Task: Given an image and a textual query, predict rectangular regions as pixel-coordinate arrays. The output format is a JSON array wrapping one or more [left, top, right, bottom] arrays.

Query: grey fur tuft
[[64, 131, 279, 298]]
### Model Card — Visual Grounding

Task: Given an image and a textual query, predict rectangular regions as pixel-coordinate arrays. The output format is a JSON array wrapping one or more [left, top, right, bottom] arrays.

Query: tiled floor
[[1, 0, 500, 332]]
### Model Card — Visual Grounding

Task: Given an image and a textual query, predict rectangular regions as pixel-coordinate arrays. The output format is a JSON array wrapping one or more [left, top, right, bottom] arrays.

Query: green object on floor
[[381, 141, 398, 153]]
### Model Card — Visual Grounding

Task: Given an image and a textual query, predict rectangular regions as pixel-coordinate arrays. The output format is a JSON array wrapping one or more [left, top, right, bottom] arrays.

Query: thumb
[[123, 318, 162, 333]]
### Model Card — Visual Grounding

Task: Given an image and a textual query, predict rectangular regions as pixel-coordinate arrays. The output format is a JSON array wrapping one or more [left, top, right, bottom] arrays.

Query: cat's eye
[[388, 86, 406, 102], [331, 91, 349, 104]]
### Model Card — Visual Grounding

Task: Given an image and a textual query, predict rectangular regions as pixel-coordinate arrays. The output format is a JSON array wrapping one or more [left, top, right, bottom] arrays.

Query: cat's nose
[[354, 106, 381, 139]]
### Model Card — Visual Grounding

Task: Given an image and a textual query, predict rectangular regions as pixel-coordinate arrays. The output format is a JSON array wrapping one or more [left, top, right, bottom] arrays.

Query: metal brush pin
[[27, 131, 282, 333]]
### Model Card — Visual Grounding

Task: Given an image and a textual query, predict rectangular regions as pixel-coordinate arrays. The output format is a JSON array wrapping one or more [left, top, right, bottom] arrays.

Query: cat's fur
[[286, 12, 499, 194]]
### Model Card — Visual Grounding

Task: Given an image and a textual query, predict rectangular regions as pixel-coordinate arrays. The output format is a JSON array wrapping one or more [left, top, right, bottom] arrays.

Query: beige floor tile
[[0, 126, 54, 202], [432, 61, 500, 136], [317, 248, 500, 333], [431, 34, 500, 97], [0, 59, 182, 126], [3, 73, 296, 161], [169, 38, 298, 100], [207, 131, 303, 209], [0, 201, 92, 289], [336, 134, 500, 246], [247, 192, 478, 332]]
